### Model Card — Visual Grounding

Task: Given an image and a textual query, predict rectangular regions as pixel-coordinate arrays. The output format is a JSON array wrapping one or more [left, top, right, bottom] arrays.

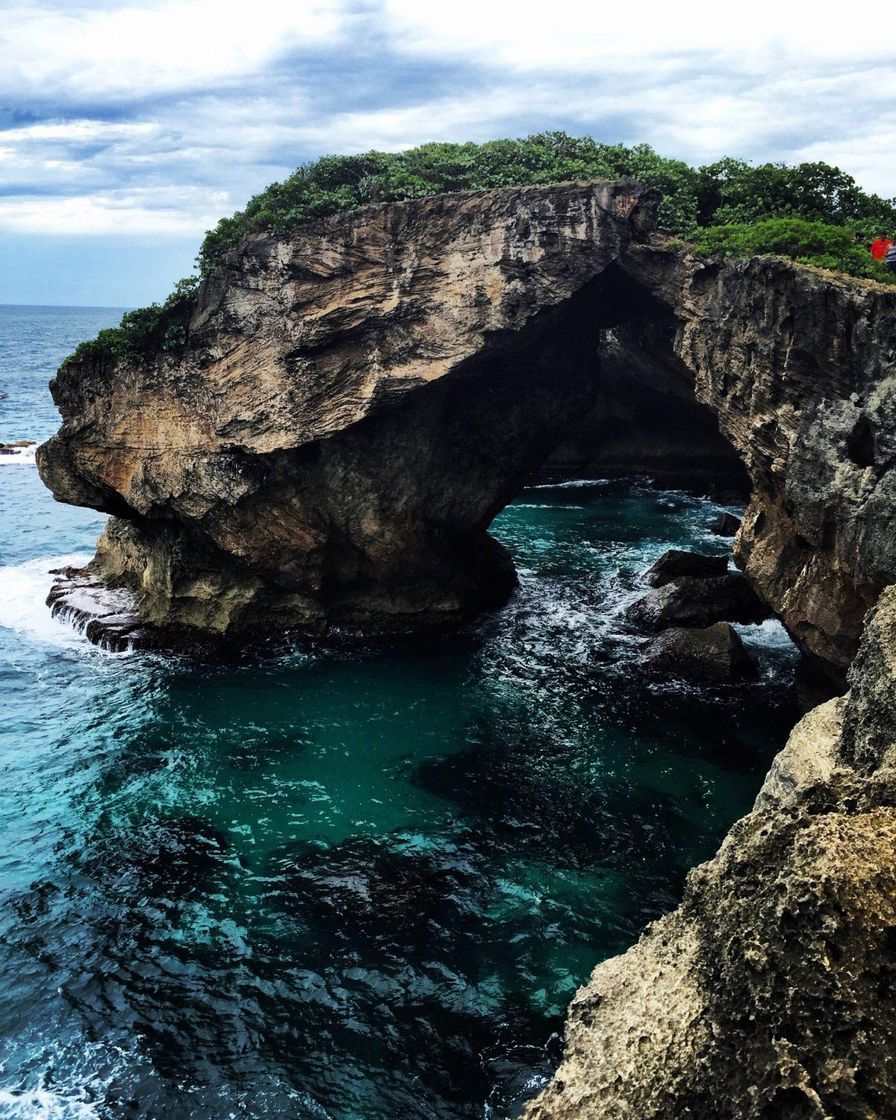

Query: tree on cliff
[[65, 133, 896, 368], [196, 132, 896, 278]]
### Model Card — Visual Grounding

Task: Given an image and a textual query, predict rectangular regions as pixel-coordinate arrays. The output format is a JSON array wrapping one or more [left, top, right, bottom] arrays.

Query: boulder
[[627, 573, 771, 631], [641, 622, 758, 682], [711, 511, 741, 537], [645, 548, 729, 587]]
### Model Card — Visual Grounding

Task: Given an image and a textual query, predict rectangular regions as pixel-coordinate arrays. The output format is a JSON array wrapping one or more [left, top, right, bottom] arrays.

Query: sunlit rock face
[[526, 588, 896, 1120], [39, 180, 896, 671], [38, 180, 662, 641]]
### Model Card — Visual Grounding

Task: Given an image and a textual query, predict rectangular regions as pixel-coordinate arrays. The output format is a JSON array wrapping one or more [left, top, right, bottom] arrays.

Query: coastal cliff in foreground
[[526, 586, 896, 1120], [38, 180, 896, 675]]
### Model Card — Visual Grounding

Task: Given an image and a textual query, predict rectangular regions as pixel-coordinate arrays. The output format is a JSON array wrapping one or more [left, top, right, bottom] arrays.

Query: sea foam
[[0, 445, 37, 466], [0, 555, 93, 649]]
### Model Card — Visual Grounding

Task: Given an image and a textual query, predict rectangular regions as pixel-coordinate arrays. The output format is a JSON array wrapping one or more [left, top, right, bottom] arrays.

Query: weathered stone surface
[[841, 584, 896, 772], [645, 547, 729, 587], [622, 246, 896, 673], [526, 610, 896, 1120], [641, 621, 758, 683], [38, 182, 896, 667], [627, 572, 770, 631], [711, 511, 742, 537], [38, 180, 661, 640]]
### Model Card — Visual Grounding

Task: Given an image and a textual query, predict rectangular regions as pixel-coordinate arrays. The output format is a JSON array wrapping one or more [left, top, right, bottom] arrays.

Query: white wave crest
[[0, 555, 93, 649], [0, 444, 37, 466], [0, 1089, 100, 1120]]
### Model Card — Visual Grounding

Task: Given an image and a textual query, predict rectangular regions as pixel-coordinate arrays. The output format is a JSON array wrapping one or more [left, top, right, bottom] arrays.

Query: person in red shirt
[[871, 235, 892, 260]]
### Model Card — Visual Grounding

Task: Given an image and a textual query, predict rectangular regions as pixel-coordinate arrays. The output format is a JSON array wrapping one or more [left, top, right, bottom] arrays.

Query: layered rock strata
[[527, 585, 896, 1120], [39, 181, 661, 640], [38, 180, 896, 671]]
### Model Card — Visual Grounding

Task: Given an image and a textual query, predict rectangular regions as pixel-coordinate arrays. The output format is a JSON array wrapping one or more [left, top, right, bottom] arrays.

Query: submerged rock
[[644, 548, 728, 587], [627, 573, 771, 631], [642, 622, 758, 683], [84, 814, 230, 901]]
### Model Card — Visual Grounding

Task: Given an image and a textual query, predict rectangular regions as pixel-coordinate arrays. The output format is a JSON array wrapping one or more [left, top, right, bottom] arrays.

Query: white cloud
[[382, 0, 894, 71], [1, 0, 353, 100], [1, 0, 894, 248], [0, 186, 228, 235]]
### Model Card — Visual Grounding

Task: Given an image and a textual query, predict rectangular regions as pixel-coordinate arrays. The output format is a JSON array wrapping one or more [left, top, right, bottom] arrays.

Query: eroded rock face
[[38, 180, 661, 640], [38, 181, 896, 665], [527, 591, 896, 1119], [622, 247, 896, 675]]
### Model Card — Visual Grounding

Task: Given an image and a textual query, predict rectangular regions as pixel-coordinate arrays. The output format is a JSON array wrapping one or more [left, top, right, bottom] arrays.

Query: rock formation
[[641, 621, 758, 683], [526, 586, 896, 1120], [35, 179, 896, 1115], [645, 548, 730, 588], [38, 180, 661, 642], [627, 572, 770, 630], [38, 179, 896, 669]]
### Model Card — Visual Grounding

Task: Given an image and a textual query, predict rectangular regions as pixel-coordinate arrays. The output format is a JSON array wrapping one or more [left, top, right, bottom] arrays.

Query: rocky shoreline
[[526, 588, 896, 1119], [35, 179, 896, 1116]]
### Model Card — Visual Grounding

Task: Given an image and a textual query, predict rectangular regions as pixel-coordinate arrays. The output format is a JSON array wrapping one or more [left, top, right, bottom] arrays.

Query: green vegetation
[[694, 218, 895, 282], [63, 276, 199, 368], [68, 133, 896, 367]]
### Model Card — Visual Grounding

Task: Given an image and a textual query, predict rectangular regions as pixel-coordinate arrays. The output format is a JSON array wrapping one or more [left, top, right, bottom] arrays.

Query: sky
[[2, 0, 894, 306]]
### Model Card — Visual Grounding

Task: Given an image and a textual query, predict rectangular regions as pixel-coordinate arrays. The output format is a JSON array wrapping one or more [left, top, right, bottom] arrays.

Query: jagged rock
[[47, 566, 157, 651], [37, 182, 896, 669], [645, 548, 729, 587], [641, 622, 758, 683], [711, 511, 742, 537], [627, 573, 771, 631], [526, 601, 896, 1119], [840, 584, 896, 772]]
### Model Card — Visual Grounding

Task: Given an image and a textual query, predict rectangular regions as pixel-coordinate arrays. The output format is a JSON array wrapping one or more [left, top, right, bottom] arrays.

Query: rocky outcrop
[[627, 572, 770, 630], [527, 587, 896, 1120], [38, 180, 661, 641], [621, 247, 896, 676], [645, 548, 729, 588], [641, 622, 758, 682], [38, 180, 896, 669]]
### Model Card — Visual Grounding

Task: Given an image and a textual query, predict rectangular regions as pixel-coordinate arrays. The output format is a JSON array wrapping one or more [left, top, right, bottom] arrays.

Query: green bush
[[66, 134, 896, 368], [63, 274, 200, 369], [694, 218, 896, 283]]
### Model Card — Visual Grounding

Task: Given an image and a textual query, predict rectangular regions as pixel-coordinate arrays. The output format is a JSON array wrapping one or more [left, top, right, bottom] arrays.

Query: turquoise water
[[0, 307, 800, 1120]]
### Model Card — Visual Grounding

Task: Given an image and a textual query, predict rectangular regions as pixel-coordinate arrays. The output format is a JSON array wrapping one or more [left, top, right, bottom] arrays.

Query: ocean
[[0, 306, 799, 1120]]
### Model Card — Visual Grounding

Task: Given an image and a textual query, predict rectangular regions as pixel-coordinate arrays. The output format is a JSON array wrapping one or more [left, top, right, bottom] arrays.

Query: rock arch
[[38, 181, 896, 674]]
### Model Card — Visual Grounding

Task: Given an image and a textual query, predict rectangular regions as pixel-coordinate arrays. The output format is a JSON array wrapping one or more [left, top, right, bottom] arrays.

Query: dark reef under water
[[0, 308, 801, 1120]]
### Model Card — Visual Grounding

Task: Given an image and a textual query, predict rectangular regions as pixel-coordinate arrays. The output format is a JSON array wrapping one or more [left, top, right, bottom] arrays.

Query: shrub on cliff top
[[67, 133, 896, 366], [62, 276, 200, 369], [694, 218, 896, 283]]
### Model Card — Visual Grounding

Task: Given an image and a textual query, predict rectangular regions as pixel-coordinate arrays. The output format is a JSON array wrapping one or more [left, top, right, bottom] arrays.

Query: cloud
[[1, 0, 894, 303], [2, 0, 354, 101]]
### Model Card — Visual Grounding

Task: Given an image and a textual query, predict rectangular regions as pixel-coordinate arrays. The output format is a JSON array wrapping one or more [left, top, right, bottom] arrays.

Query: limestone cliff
[[38, 181, 896, 673], [526, 586, 896, 1120], [624, 247, 896, 675], [38, 180, 660, 641]]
